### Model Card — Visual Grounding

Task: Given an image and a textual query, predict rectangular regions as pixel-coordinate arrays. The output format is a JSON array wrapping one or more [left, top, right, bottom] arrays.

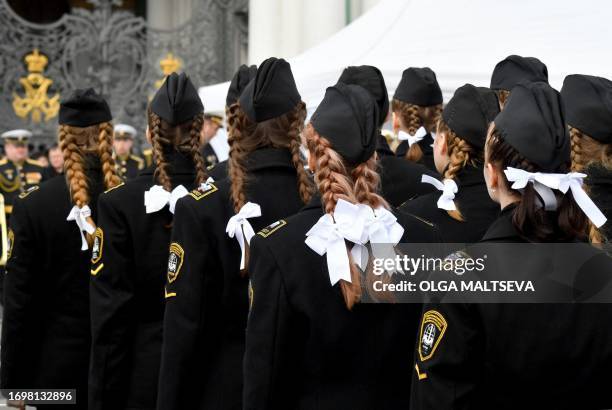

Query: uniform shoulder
[[255, 208, 318, 245], [25, 158, 45, 169], [0, 158, 7, 166], [18, 176, 65, 203], [398, 192, 439, 221]]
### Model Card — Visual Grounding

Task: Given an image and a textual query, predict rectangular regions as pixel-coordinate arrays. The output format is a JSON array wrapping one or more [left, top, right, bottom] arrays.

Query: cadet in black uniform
[[490, 54, 548, 109], [157, 57, 313, 410], [1, 89, 122, 409], [399, 84, 500, 243], [410, 82, 612, 410], [113, 123, 145, 181], [392, 67, 443, 172], [207, 64, 257, 181], [201, 113, 224, 167], [244, 81, 428, 410], [337, 65, 437, 206], [89, 73, 208, 410], [561, 74, 612, 242]]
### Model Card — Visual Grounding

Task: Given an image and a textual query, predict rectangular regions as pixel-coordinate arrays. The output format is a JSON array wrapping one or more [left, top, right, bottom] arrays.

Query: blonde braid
[[228, 109, 249, 212], [187, 112, 208, 185], [352, 154, 387, 209], [149, 111, 173, 191], [97, 121, 122, 190]]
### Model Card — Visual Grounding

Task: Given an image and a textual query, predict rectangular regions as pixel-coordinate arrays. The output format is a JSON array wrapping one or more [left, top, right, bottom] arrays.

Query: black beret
[[490, 55, 548, 91], [59, 88, 112, 127], [226, 64, 257, 107], [239, 57, 301, 122], [393, 67, 443, 106], [442, 84, 500, 150], [338, 65, 389, 127], [311, 83, 379, 166], [150, 72, 203, 125], [561, 74, 612, 144], [494, 82, 569, 171]]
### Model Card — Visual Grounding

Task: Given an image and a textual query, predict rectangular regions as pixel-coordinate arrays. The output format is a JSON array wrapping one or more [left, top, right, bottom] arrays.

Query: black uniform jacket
[[89, 153, 199, 410], [1, 161, 105, 409], [157, 148, 306, 410], [376, 134, 437, 207], [243, 194, 441, 410], [399, 165, 498, 243], [201, 143, 220, 169], [115, 154, 145, 181], [0, 158, 46, 215], [586, 163, 612, 241], [208, 159, 228, 181], [410, 205, 612, 410], [395, 133, 436, 172]]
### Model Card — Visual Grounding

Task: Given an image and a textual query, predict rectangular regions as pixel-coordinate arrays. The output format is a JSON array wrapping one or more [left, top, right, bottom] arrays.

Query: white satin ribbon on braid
[[350, 205, 405, 272], [66, 205, 96, 251], [226, 202, 262, 269], [199, 177, 215, 191], [398, 126, 428, 147], [305, 199, 365, 286], [144, 185, 190, 214], [505, 167, 607, 228], [421, 174, 458, 211]]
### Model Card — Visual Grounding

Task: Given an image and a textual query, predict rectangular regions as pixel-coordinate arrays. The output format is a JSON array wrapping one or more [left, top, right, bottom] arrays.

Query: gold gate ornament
[[154, 52, 182, 90]]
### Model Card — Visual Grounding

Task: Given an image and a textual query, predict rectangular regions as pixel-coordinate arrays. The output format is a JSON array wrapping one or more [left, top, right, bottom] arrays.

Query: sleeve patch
[[248, 280, 254, 311], [418, 310, 448, 362], [7, 228, 14, 260], [189, 182, 218, 200], [257, 219, 287, 238], [18, 185, 39, 199], [167, 242, 184, 284], [91, 227, 104, 264], [104, 182, 125, 194]]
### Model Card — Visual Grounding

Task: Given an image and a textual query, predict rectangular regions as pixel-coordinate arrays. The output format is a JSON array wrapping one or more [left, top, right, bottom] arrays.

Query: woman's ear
[[145, 127, 152, 144]]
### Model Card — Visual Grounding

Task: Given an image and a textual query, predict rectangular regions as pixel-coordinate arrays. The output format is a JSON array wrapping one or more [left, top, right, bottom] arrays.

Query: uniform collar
[[480, 203, 521, 242], [376, 133, 393, 157], [301, 192, 324, 212], [245, 147, 296, 172], [115, 153, 130, 161], [452, 163, 486, 189], [141, 151, 196, 176]]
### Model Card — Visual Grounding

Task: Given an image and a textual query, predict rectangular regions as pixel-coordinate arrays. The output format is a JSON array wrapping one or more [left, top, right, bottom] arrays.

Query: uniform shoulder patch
[[7, 228, 14, 260], [418, 310, 448, 362], [104, 182, 125, 194], [167, 242, 184, 284], [26, 158, 43, 167], [18, 185, 39, 199], [257, 219, 287, 238], [91, 227, 104, 264], [0, 158, 7, 165], [130, 155, 145, 169], [189, 182, 218, 200]]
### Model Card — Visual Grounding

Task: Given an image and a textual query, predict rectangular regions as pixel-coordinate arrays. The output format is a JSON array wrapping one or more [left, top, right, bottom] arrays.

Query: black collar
[[301, 192, 324, 212], [141, 151, 196, 176], [245, 147, 296, 173], [480, 203, 522, 242], [376, 133, 393, 157], [453, 163, 486, 189]]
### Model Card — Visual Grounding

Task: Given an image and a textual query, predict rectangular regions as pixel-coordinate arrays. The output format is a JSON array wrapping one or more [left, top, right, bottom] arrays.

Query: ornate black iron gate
[[0, 0, 248, 146]]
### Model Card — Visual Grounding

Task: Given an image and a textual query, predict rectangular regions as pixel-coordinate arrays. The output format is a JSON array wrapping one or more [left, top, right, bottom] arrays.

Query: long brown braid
[[496, 90, 510, 109], [59, 121, 121, 246], [392, 99, 442, 162], [147, 107, 207, 192], [306, 125, 390, 309], [228, 101, 313, 213]]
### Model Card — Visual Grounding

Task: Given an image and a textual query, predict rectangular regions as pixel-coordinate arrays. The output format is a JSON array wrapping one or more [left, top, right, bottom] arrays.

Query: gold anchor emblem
[[12, 49, 60, 123], [155, 53, 182, 89]]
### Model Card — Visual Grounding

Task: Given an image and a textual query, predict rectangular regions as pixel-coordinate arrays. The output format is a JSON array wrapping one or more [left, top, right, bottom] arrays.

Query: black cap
[[490, 55, 549, 91], [239, 57, 301, 122], [226, 64, 257, 107], [59, 88, 112, 127], [494, 82, 569, 171], [150, 72, 203, 125], [393, 67, 443, 106], [442, 84, 500, 150], [338, 65, 389, 127], [561, 74, 612, 144], [311, 83, 379, 166]]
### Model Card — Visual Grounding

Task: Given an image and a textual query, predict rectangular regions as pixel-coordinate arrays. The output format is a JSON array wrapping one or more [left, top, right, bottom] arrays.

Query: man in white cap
[[113, 123, 144, 181], [201, 112, 230, 168], [0, 129, 45, 216]]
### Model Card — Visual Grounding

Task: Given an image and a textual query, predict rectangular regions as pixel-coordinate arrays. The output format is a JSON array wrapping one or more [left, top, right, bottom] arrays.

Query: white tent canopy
[[199, 0, 612, 114]]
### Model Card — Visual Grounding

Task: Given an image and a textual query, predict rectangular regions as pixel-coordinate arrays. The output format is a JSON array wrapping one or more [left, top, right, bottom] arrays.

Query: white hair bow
[[305, 199, 365, 286], [66, 205, 96, 251], [199, 177, 215, 191], [226, 202, 262, 269], [505, 167, 607, 228], [421, 174, 458, 211], [351, 205, 404, 272], [144, 185, 190, 214], [398, 126, 428, 147]]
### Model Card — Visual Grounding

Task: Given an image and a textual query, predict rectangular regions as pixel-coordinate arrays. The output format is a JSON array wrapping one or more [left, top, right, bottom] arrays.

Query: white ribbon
[[421, 174, 458, 211], [144, 185, 190, 214], [430, 131, 437, 148], [505, 167, 607, 228], [66, 205, 96, 251], [226, 202, 262, 269], [398, 126, 428, 147], [351, 205, 405, 272], [199, 177, 215, 191], [305, 199, 365, 286]]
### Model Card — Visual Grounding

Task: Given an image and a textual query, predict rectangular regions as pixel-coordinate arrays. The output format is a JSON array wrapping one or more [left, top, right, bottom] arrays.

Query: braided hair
[[392, 99, 442, 162]]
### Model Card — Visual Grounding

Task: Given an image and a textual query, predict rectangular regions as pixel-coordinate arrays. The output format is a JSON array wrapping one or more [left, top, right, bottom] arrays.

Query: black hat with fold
[[494, 82, 569, 171], [150, 72, 203, 125], [311, 82, 379, 166], [442, 84, 500, 150], [226, 64, 257, 107], [393, 67, 443, 106], [239, 57, 301, 122], [338, 65, 389, 127], [490, 55, 549, 91], [561, 74, 612, 144], [59, 88, 112, 127]]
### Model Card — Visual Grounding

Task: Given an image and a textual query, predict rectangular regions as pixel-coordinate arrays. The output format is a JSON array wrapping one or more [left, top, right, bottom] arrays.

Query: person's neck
[[9, 158, 24, 165], [498, 195, 520, 211]]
